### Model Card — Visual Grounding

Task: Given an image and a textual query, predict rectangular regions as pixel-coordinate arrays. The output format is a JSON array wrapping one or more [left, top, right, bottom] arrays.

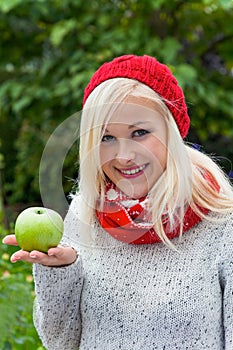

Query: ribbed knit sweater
[[33, 195, 233, 350]]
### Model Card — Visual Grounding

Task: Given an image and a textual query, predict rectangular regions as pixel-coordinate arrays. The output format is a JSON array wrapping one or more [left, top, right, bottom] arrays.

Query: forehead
[[106, 100, 164, 126]]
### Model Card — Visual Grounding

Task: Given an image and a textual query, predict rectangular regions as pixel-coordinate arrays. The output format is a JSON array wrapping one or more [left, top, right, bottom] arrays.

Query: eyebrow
[[104, 121, 151, 132], [128, 121, 150, 129]]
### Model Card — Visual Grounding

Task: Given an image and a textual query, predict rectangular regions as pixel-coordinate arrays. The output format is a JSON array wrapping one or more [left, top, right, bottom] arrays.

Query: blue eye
[[101, 134, 115, 142], [133, 129, 149, 137]]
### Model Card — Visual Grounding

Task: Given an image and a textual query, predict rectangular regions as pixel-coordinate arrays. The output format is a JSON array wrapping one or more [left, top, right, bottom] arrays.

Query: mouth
[[118, 164, 147, 177]]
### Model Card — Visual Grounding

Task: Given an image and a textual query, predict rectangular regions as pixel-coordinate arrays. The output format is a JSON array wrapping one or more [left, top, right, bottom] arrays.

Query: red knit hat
[[83, 54, 190, 138]]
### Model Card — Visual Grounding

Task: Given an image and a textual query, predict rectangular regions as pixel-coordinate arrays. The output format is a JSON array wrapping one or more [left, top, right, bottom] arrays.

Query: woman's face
[[100, 99, 167, 198]]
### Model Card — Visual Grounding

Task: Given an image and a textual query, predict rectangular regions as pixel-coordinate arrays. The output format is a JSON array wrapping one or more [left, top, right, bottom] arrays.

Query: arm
[[219, 214, 233, 349], [33, 195, 84, 350], [33, 258, 83, 350]]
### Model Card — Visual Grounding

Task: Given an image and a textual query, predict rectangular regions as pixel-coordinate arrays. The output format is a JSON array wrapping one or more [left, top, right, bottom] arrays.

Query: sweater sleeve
[[219, 215, 233, 349], [33, 195, 84, 350]]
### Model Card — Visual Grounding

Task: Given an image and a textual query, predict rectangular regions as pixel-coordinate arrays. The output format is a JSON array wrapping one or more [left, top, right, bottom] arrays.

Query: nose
[[115, 139, 135, 163]]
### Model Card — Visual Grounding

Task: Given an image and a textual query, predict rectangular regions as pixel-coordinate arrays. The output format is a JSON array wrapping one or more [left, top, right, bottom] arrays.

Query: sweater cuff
[[33, 256, 83, 300]]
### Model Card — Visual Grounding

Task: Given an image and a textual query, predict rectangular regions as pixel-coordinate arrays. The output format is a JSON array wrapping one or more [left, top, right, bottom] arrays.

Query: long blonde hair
[[78, 78, 233, 246]]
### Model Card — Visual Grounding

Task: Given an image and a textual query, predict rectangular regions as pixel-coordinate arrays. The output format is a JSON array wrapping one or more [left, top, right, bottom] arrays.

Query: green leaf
[[0, 0, 22, 13], [174, 64, 198, 89], [12, 95, 32, 112], [151, 0, 167, 9], [50, 19, 77, 46], [70, 72, 87, 89], [160, 37, 182, 63]]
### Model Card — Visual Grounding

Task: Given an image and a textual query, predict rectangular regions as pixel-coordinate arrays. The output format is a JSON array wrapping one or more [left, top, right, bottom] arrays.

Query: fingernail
[[48, 250, 55, 256], [11, 256, 20, 262], [30, 255, 36, 259]]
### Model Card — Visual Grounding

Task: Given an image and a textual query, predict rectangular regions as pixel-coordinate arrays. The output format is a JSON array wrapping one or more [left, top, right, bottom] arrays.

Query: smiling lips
[[118, 164, 147, 177]]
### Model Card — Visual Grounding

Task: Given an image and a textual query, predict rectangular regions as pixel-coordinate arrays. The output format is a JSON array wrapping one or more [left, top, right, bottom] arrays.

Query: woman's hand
[[2, 234, 77, 267]]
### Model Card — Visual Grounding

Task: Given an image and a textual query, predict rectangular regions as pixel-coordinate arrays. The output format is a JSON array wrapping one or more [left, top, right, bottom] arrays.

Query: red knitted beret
[[83, 55, 190, 138]]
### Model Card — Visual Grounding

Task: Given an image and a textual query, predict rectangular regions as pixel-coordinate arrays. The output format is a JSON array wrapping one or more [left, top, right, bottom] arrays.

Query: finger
[[47, 246, 64, 256], [47, 246, 77, 266], [28, 249, 69, 266], [11, 250, 31, 263], [11, 249, 51, 265], [29, 250, 54, 265], [2, 234, 19, 246], [10, 247, 77, 266]]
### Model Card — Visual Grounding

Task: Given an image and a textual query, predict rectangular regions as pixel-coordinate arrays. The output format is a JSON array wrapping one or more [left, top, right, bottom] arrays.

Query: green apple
[[15, 207, 64, 253]]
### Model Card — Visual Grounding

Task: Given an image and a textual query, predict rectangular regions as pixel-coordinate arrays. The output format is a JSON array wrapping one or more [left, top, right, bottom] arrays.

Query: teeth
[[121, 165, 146, 175]]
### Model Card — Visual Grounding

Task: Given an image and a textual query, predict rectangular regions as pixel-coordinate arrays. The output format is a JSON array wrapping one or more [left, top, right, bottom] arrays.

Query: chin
[[127, 189, 148, 199]]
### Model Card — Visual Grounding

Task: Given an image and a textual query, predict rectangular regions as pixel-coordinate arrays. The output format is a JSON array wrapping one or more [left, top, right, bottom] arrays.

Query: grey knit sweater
[[33, 196, 233, 350]]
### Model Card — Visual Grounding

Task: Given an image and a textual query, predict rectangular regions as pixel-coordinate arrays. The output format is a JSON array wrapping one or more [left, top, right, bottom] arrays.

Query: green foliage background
[[0, 0, 233, 348]]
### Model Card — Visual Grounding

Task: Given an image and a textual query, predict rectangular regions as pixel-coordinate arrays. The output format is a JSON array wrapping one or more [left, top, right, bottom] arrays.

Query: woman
[[3, 55, 233, 349]]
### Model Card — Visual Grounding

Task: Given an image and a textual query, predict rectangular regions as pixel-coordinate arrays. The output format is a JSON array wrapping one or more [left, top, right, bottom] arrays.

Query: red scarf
[[96, 177, 219, 244]]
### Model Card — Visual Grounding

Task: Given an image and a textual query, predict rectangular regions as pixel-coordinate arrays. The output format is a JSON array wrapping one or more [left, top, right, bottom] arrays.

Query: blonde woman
[[4, 55, 233, 349]]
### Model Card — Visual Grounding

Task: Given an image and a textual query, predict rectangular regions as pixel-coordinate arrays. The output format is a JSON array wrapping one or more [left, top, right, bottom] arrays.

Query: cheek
[[149, 142, 167, 171], [100, 146, 114, 169], [101, 159, 115, 183], [101, 161, 109, 175]]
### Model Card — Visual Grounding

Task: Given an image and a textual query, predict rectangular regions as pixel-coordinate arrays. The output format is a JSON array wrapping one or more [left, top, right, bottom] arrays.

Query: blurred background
[[0, 0, 232, 348]]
